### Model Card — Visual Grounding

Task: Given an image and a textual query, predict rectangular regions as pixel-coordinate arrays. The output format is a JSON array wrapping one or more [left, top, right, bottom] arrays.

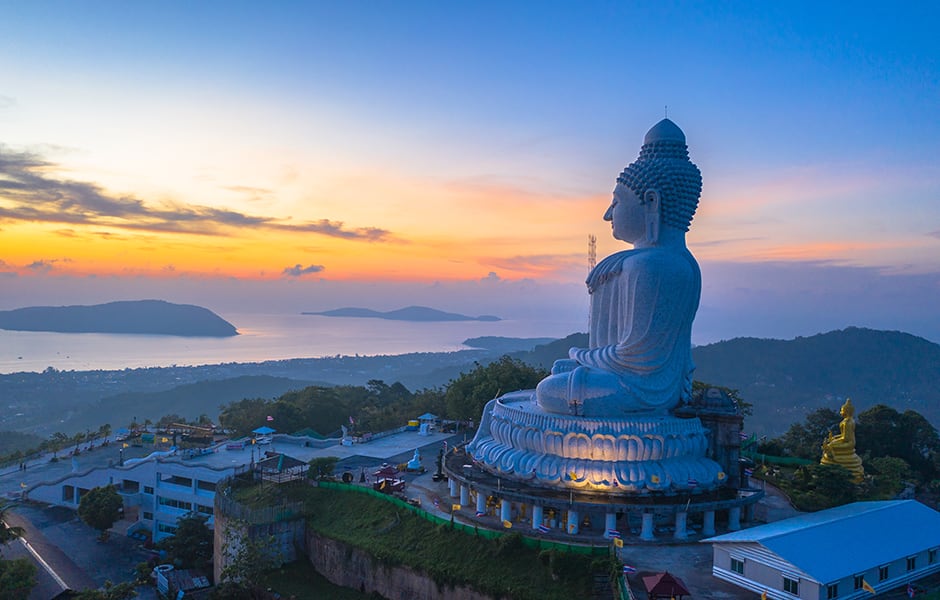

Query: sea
[[0, 312, 584, 374]]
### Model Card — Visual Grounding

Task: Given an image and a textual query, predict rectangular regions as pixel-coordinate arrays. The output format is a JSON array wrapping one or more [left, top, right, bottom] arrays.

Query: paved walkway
[[5, 503, 158, 600]]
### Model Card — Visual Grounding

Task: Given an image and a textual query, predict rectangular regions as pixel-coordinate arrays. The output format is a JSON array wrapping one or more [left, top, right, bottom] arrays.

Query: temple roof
[[644, 118, 686, 145]]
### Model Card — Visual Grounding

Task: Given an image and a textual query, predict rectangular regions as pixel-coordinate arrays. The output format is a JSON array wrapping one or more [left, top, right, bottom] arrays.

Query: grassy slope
[[250, 484, 599, 600]]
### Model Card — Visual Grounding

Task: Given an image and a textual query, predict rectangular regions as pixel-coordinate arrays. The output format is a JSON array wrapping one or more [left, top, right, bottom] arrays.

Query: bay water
[[0, 312, 583, 374]]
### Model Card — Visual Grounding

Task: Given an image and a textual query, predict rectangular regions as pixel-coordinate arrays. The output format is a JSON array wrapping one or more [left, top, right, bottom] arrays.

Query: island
[[0, 300, 238, 337], [303, 305, 500, 322]]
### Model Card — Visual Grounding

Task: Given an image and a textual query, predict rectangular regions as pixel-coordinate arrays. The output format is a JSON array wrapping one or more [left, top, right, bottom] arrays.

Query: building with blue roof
[[703, 500, 940, 599]]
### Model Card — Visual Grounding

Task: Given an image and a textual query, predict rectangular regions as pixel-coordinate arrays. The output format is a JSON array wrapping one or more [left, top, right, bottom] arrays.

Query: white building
[[27, 453, 242, 542], [703, 500, 940, 599]]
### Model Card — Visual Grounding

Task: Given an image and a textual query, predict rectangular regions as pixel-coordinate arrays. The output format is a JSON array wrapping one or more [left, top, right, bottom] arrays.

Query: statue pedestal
[[468, 391, 723, 493]]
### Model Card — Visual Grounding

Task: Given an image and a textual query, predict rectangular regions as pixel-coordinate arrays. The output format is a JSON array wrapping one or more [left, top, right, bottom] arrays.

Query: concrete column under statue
[[674, 512, 688, 540], [448, 479, 458, 497], [500, 499, 512, 523], [476, 492, 487, 515], [640, 513, 654, 541], [702, 510, 716, 537], [459, 484, 469, 506], [531, 504, 544, 529], [728, 506, 741, 531], [604, 512, 617, 537], [568, 509, 580, 535]]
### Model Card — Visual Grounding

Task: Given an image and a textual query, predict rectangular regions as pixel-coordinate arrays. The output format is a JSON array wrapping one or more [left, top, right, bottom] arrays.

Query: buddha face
[[604, 184, 646, 244]]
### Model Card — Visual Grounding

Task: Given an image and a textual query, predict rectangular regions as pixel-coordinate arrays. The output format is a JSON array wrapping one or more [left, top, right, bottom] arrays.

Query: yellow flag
[[452, 504, 461, 512], [614, 538, 624, 548], [502, 520, 512, 529], [862, 580, 875, 594], [122, 443, 129, 448], [761, 592, 767, 600]]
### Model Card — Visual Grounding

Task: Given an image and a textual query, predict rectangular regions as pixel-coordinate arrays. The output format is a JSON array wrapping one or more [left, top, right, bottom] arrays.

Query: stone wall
[[213, 506, 306, 583], [306, 530, 496, 600]]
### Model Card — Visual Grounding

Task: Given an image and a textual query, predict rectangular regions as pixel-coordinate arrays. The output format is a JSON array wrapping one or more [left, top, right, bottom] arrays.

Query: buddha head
[[611, 119, 702, 244], [841, 398, 855, 419]]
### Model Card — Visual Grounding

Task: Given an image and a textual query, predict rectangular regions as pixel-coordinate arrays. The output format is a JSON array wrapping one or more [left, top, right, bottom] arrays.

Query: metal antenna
[[665, 105, 668, 118]]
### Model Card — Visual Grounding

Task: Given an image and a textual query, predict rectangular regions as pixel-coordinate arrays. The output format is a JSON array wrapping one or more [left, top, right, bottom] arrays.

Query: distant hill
[[692, 327, 940, 436], [508, 328, 940, 437], [463, 336, 556, 354], [512, 333, 589, 369], [0, 300, 237, 337], [304, 305, 500, 322], [74, 375, 320, 431]]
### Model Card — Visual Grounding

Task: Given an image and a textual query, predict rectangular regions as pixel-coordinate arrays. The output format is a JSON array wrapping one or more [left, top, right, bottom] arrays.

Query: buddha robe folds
[[536, 246, 700, 416]]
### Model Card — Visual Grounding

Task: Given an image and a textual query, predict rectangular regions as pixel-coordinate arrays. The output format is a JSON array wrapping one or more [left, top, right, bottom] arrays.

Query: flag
[[502, 520, 512, 529], [739, 431, 748, 440], [476, 510, 486, 517], [568, 471, 578, 481], [266, 415, 274, 422], [607, 529, 622, 539], [537, 524, 550, 533], [122, 443, 129, 448], [761, 592, 767, 600], [452, 504, 461, 512], [862, 579, 876, 594], [622, 565, 637, 574], [614, 538, 624, 548], [907, 583, 915, 598], [687, 478, 698, 488], [744, 468, 754, 477], [348, 415, 355, 425]]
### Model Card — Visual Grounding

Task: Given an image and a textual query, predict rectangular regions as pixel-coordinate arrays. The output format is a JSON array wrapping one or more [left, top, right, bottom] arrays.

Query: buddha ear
[[644, 189, 660, 244]]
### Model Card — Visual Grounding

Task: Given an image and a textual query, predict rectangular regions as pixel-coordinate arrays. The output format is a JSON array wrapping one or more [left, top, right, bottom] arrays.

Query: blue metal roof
[[704, 501, 940, 583]]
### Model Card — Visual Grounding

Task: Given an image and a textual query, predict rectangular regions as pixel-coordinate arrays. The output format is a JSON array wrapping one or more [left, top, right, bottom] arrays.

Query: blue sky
[[1, 2, 938, 344]]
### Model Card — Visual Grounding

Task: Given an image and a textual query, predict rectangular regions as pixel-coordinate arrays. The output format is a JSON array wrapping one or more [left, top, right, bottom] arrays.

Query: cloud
[[0, 146, 392, 241], [481, 253, 585, 277], [481, 271, 501, 282], [0, 95, 15, 109], [282, 263, 325, 277], [26, 259, 57, 274], [929, 230, 940, 240]]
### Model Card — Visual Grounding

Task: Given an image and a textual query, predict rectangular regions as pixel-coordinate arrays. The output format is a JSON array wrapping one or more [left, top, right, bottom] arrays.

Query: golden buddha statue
[[820, 398, 864, 482]]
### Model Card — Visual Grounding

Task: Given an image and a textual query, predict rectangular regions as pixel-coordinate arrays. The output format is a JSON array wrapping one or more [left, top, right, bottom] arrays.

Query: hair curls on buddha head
[[616, 127, 703, 232]]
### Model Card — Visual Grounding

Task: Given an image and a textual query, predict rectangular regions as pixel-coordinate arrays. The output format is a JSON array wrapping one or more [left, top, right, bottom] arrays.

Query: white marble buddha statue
[[537, 118, 702, 416]]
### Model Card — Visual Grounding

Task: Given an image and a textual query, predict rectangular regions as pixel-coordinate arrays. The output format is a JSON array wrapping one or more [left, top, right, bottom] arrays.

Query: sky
[[1, 2, 939, 344]]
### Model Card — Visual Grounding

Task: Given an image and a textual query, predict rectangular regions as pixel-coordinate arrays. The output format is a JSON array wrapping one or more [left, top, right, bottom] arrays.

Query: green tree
[[0, 557, 38, 599], [72, 580, 137, 599], [49, 431, 69, 458], [78, 485, 123, 539], [309, 456, 340, 479], [691, 381, 753, 416], [868, 456, 914, 498], [856, 405, 940, 482], [773, 407, 841, 460], [0, 502, 25, 556], [788, 463, 858, 510], [157, 513, 213, 570], [444, 357, 549, 420]]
